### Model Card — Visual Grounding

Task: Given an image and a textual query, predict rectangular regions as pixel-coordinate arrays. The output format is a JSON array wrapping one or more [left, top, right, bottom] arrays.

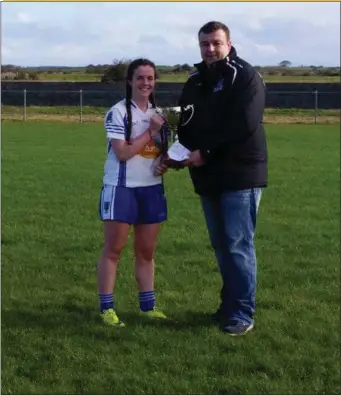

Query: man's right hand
[[149, 114, 165, 136], [163, 157, 187, 170], [182, 150, 206, 167]]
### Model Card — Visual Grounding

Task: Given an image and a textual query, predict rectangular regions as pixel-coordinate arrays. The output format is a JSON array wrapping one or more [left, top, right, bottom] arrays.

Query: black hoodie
[[176, 46, 268, 196]]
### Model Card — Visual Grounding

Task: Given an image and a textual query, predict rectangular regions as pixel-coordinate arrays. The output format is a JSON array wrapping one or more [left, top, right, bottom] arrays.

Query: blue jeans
[[201, 188, 262, 325]]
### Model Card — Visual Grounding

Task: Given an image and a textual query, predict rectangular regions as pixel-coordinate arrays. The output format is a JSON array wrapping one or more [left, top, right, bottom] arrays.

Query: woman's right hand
[[149, 114, 165, 136]]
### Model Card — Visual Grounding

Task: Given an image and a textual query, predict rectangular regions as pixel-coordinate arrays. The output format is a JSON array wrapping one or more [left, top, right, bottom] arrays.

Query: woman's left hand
[[154, 162, 168, 176]]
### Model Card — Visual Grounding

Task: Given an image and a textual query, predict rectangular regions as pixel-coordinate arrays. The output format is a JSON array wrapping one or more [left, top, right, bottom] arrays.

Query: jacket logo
[[213, 79, 224, 92], [180, 104, 195, 127]]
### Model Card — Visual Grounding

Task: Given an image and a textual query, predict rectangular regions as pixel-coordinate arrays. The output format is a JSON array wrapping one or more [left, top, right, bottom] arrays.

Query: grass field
[[9, 72, 341, 83], [2, 121, 340, 394], [2, 105, 340, 125]]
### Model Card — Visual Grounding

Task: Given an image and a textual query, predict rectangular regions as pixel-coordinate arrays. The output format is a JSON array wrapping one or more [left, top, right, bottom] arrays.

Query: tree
[[14, 71, 27, 80], [28, 72, 39, 80], [279, 60, 292, 67], [101, 59, 131, 83], [182, 63, 192, 72], [86, 64, 107, 74]]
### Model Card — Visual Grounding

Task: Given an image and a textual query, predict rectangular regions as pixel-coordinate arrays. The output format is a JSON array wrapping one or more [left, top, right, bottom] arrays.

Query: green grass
[[10, 72, 341, 83], [2, 122, 340, 394], [33, 72, 103, 82], [159, 74, 339, 83], [2, 105, 339, 117], [2, 105, 340, 125]]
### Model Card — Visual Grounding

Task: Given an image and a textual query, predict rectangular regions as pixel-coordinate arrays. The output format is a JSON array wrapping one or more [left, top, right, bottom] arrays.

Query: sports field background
[[2, 121, 340, 394]]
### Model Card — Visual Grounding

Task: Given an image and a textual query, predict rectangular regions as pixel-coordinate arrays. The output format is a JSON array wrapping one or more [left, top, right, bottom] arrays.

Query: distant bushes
[[1, 61, 340, 82], [97, 61, 340, 82], [100, 59, 131, 83], [259, 67, 340, 77], [2, 69, 40, 81]]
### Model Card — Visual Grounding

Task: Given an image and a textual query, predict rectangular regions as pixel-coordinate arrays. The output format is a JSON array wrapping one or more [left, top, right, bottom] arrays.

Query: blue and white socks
[[139, 291, 156, 312], [99, 293, 114, 312], [99, 291, 156, 312]]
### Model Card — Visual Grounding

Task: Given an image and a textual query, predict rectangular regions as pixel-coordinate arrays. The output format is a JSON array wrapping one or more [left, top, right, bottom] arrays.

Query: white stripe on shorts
[[100, 185, 116, 220]]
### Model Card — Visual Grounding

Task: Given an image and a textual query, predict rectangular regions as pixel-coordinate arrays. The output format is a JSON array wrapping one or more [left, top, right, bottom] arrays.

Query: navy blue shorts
[[99, 184, 167, 225]]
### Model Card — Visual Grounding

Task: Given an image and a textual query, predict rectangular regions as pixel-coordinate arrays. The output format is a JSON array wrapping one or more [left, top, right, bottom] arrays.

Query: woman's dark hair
[[125, 58, 169, 154]]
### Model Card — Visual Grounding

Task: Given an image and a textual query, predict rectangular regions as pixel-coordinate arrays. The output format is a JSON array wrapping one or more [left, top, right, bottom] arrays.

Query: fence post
[[314, 90, 318, 124], [80, 89, 83, 123], [23, 89, 27, 121]]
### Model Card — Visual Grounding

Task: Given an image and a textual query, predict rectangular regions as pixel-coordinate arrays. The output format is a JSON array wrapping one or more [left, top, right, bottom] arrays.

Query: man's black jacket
[[176, 46, 268, 196]]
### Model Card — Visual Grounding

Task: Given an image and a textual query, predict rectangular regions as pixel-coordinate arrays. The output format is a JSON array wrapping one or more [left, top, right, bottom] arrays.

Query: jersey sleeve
[[104, 107, 126, 140]]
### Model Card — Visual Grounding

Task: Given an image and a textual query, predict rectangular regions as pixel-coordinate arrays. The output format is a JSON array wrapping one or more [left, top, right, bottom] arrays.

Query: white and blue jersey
[[103, 99, 163, 188], [99, 99, 168, 225]]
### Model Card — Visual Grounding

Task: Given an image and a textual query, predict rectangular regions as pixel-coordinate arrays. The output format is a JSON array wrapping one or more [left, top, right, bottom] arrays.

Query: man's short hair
[[198, 21, 230, 40]]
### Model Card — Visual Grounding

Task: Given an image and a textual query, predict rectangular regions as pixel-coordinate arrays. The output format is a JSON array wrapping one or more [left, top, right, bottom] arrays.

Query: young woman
[[97, 58, 170, 327]]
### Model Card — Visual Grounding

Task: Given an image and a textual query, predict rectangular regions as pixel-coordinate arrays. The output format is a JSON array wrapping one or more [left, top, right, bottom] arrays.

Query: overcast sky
[[2, 2, 340, 67]]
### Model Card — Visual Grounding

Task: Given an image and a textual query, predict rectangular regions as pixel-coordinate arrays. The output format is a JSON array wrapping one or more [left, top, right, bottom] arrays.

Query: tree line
[[2, 60, 340, 81]]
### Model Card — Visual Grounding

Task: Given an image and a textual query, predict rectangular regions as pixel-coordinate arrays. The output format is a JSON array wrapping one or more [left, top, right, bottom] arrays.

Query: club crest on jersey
[[138, 140, 160, 159]]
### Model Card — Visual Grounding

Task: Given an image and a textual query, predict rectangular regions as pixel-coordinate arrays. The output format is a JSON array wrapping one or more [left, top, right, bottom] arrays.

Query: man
[[176, 21, 268, 336]]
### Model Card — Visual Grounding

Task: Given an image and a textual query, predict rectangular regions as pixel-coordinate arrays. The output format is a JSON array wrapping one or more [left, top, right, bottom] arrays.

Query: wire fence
[[1, 89, 340, 124]]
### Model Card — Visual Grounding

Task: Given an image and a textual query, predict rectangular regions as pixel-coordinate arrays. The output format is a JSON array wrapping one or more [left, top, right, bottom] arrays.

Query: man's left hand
[[184, 150, 205, 167]]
